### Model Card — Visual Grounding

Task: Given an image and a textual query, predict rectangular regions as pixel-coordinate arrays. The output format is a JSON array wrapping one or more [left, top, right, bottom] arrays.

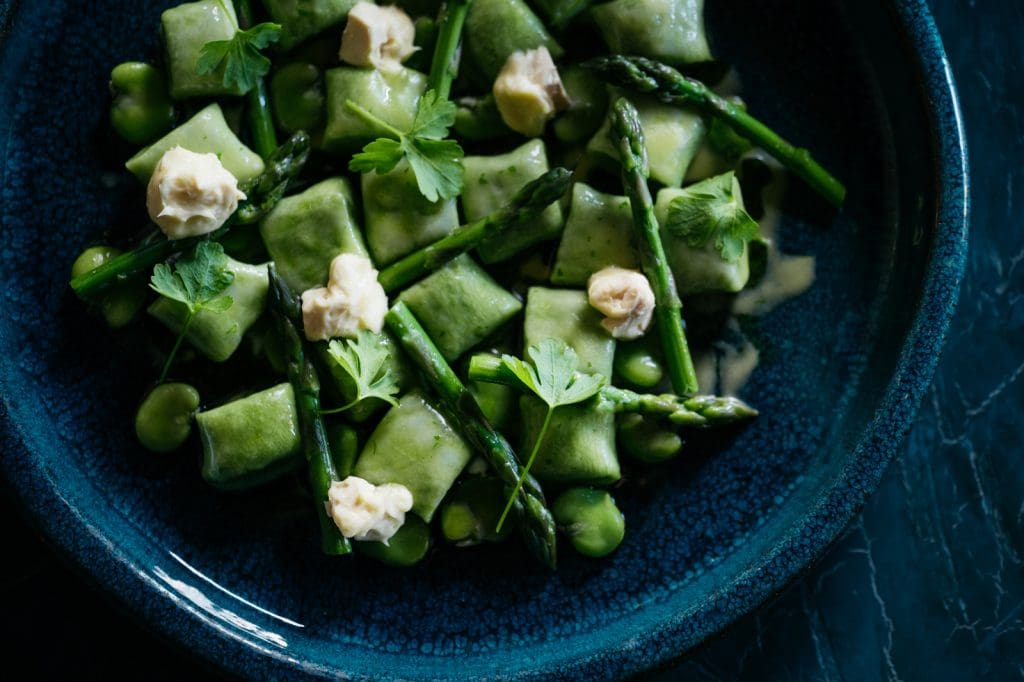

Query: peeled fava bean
[[552, 487, 626, 558], [356, 513, 432, 568], [109, 62, 175, 146], [71, 246, 146, 328], [617, 413, 683, 464], [270, 63, 326, 135], [135, 383, 201, 453]]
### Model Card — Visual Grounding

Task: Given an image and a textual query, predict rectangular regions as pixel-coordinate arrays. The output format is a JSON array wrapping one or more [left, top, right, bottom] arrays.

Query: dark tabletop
[[3, 2, 1021, 679]]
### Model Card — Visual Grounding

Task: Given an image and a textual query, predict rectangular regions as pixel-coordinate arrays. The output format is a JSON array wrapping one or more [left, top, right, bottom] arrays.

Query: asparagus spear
[[69, 131, 311, 299], [610, 98, 699, 396], [236, 0, 278, 159], [268, 264, 351, 556], [585, 55, 846, 207], [468, 353, 757, 427], [377, 167, 572, 292], [427, 0, 472, 101], [385, 302, 558, 569]]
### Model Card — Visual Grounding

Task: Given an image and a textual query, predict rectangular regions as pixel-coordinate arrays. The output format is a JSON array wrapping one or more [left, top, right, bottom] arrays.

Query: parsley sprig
[[495, 339, 607, 530], [322, 331, 401, 413], [664, 171, 760, 263], [150, 241, 235, 383], [196, 21, 281, 94], [348, 89, 465, 202]]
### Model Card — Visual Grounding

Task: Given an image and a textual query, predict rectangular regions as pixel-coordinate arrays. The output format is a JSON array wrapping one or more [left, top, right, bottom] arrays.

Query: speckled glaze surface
[[0, 0, 967, 679]]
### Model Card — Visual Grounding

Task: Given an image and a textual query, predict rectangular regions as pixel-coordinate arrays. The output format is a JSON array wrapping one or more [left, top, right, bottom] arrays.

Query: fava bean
[[357, 514, 432, 567], [617, 413, 683, 463], [135, 383, 201, 453], [109, 62, 175, 145], [552, 487, 625, 557], [440, 477, 513, 545], [270, 63, 326, 135], [71, 246, 146, 328]]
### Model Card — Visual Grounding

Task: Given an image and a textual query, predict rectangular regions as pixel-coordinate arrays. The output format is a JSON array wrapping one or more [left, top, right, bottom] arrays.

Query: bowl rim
[[0, 0, 968, 678]]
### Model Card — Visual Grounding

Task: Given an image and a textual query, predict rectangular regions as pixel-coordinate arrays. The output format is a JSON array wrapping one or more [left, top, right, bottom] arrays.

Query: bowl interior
[[0, 0, 964, 678]]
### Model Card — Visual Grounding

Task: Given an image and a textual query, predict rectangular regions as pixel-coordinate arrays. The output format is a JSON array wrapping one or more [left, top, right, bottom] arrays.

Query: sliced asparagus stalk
[[268, 264, 351, 556], [585, 55, 846, 207], [385, 302, 558, 568]]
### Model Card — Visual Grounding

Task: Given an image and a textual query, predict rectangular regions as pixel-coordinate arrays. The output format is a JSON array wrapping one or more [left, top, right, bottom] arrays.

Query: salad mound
[[70, 0, 842, 568]]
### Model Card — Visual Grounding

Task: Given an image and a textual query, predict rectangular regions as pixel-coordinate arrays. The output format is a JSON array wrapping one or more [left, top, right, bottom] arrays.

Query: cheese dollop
[[492, 47, 570, 137], [587, 266, 656, 340], [339, 2, 417, 72], [146, 146, 246, 240], [326, 476, 414, 544], [301, 253, 388, 341]]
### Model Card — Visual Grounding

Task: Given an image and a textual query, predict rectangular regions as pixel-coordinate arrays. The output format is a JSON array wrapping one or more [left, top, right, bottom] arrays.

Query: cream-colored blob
[[326, 476, 413, 544], [587, 266, 656, 340], [301, 253, 388, 341], [146, 146, 245, 240], [493, 47, 570, 137], [339, 2, 417, 72]]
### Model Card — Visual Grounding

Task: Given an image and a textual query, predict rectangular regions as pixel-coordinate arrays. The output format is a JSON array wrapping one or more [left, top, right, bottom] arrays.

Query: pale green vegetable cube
[[125, 103, 264, 183], [462, 140, 565, 263], [354, 392, 474, 521], [323, 67, 427, 153], [654, 185, 751, 295], [552, 183, 639, 285], [362, 161, 459, 266], [464, 0, 562, 83], [591, 0, 712, 66], [148, 257, 269, 362], [197, 383, 301, 490], [588, 94, 706, 188], [259, 177, 368, 293], [521, 287, 620, 484], [523, 287, 615, 376], [162, 0, 245, 99], [397, 255, 522, 361], [263, 0, 358, 51]]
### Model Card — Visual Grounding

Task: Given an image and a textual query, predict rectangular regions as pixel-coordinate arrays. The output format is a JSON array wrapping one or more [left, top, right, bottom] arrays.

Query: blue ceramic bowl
[[0, 0, 967, 678]]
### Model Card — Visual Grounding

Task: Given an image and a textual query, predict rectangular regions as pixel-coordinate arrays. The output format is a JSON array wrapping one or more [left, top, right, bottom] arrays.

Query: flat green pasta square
[[362, 161, 459, 266], [552, 183, 639, 285], [197, 383, 302, 490], [323, 67, 427, 153], [162, 0, 246, 99], [259, 177, 368, 293], [523, 287, 615, 376], [125, 103, 264, 183], [591, 0, 712, 66], [462, 139, 565, 263], [354, 392, 473, 521], [654, 186, 751, 295], [148, 257, 269, 362], [521, 287, 620, 484], [397, 255, 523, 361], [588, 93, 706, 188], [263, 0, 358, 51]]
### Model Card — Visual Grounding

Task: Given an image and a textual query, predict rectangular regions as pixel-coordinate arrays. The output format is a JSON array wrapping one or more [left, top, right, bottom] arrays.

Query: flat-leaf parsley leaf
[[495, 339, 607, 530], [150, 241, 235, 382], [323, 330, 401, 412], [348, 89, 465, 202], [196, 22, 281, 94], [664, 171, 760, 263]]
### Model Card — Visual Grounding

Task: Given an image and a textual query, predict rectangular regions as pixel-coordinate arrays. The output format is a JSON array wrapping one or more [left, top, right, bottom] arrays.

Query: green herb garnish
[[664, 171, 760, 263], [495, 339, 607, 530], [196, 22, 281, 94], [150, 241, 234, 383], [322, 330, 401, 413], [348, 89, 465, 202]]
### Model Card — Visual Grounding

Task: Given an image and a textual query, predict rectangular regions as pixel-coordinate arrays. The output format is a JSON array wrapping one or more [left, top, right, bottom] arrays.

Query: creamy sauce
[[692, 151, 818, 396], [733, 150, 817, 317]]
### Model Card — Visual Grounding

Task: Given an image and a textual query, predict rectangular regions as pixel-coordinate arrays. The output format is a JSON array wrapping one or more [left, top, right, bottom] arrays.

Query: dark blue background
[[2, 2, 1019, 679]]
